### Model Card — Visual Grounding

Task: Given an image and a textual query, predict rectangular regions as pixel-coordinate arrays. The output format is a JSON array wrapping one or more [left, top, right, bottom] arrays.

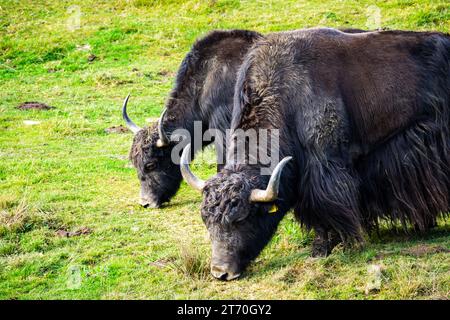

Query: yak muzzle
[[139, 197, 159, 209], [210, 264, 241, 281]]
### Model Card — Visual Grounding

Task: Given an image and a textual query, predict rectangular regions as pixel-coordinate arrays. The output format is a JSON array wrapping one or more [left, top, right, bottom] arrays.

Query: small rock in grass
[[87, 54, 97, 62]]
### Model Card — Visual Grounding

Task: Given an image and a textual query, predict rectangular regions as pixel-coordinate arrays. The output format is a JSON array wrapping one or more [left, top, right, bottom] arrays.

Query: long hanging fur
[[357, 34, 450, 233], [295, 155, 364, 242], [277, 30, 449, 240], [358, 119, 450, 232]]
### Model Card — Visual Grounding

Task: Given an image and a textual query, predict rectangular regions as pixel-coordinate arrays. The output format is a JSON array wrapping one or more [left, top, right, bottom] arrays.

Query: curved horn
[[180, 143, 205, 192], [249, 156, 293, 202], [156, 108, 170, 147], [122, 94, 141, 134]]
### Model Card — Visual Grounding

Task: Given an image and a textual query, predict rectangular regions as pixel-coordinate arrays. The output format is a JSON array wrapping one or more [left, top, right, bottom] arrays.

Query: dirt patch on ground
[[149, 258, 173, 269], [402, 244, 450, 257], [17, 102, 55, 110], [56, 226, 92, 238], [105, 125, 129, 134], [371, 252, 392, 260], [157, 69, 175, 78], [371, 244, 449, 260]]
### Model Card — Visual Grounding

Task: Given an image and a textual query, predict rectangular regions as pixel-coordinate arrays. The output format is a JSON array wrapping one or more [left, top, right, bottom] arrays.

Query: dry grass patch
[[170, 242, 210, 280], [0, 198, 63, 236]]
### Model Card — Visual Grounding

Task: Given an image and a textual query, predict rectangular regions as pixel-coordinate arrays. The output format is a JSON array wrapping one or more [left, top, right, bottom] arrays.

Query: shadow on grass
[[242, 221, 450, 280], [244, 249, 311, 281], [368, 222, 450, 245]]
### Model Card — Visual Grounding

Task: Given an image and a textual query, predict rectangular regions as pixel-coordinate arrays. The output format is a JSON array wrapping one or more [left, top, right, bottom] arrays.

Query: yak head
[[180, 143, 292, 280], [123, 95, 181, 208], [120, 30, 263, 208]]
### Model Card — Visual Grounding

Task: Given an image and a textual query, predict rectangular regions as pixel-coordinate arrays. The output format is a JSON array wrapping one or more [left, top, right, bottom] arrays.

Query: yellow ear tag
[[268, 204, 278, 213]]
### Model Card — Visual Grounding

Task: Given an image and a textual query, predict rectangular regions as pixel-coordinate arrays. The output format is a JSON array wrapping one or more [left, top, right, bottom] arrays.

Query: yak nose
[[139, 198, 159, 208], [211, 265, 241, 281]]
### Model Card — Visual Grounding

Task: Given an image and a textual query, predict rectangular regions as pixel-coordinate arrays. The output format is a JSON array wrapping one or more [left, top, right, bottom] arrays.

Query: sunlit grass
[[0, 0, 449, 299]]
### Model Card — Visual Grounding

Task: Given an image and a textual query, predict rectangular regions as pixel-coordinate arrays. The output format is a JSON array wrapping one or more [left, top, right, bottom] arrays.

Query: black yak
[[123, 30, 262, 208], [181, 28, 450, 280]]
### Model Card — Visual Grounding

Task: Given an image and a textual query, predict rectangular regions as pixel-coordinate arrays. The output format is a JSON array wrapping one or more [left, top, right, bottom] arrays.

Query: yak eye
[[145, 162, 157, 171]]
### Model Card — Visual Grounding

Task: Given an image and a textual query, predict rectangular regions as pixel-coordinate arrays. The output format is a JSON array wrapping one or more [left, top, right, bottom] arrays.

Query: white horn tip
[[249, 155, 293, 203], [180, 143, 206, 192]]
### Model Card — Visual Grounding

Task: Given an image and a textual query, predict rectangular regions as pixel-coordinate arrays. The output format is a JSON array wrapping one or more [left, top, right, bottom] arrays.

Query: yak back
[[164, 29, 262, 135], [234, 28, 450, 153]]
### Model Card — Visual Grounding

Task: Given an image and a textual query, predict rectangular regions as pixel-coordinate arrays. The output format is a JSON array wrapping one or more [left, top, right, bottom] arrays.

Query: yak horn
[[249, 156, 292, 202], [122, 94, 141, 134], [156, 108, 170, 147], [180, 143, 205, 192]]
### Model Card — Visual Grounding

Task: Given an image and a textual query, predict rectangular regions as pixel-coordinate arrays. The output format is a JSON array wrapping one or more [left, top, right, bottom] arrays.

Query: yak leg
[[311, 229, 329, 257], [413, 217, 438, 233], [299, 161, 360, 257], [327, 230, 342, 253], [311, 228, 341, 257]]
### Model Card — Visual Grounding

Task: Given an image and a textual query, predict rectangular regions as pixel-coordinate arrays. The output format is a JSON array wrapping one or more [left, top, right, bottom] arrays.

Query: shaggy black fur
[[129, 28, 365, 208], [201, 28, 450, 276], [129, 29, 262, 207]]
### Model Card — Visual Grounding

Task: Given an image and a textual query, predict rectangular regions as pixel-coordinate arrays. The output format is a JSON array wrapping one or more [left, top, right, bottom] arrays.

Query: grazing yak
[[181, 28, 450, 280], [123, 29, 262, 208], [122, 28, 365, 208]]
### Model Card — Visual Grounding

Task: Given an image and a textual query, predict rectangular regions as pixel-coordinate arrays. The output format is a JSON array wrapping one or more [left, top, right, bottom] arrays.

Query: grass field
[[0, 0, 449, 299]]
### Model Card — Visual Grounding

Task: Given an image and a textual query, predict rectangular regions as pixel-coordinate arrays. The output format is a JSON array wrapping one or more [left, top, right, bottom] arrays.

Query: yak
[[181, 28, 450, 280], [121, 28, 365, 208], [122, 29, 262, 208]]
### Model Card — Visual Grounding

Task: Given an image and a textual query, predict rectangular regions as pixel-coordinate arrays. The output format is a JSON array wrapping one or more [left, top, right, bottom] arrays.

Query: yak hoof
[[311, 243, 331, 257], [311, 231, 341, 257], [311, 237, 331, 257]]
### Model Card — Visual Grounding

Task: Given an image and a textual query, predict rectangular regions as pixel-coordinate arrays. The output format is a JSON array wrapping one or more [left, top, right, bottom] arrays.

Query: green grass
[[0, 0, 449, 299]]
